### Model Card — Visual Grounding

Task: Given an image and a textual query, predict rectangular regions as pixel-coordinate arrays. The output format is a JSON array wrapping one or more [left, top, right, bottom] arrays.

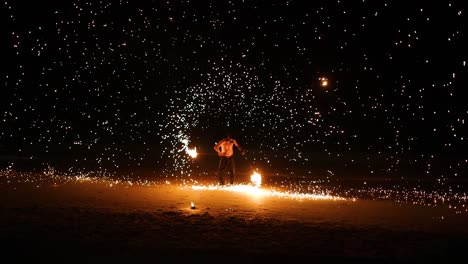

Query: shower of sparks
[[1, 1, 467, 188], [190, 183, 349, 201]]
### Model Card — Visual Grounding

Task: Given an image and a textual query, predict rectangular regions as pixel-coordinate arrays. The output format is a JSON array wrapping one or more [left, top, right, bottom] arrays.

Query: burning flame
[[250, 171, 262, 187], [190, 201, 196, 209], [186, 147, 198, 158], [181, 137, 197, 158]]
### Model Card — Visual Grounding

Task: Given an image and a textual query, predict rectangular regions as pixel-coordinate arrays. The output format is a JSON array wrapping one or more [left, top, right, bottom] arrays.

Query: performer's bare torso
[[218, 138, 236, 157], [214, 134, 243, 159]]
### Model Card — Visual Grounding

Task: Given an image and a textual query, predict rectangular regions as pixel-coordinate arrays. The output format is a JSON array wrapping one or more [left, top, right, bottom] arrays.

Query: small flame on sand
[[190, 201, 196, 209], [250, 171, 262, 187], [186, 147, 198, 158]]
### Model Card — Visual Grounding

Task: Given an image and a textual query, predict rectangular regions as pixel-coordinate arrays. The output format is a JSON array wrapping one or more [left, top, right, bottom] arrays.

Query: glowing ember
[[186, 147, 198, 158], [319, 77, 328, 87], [250, 171, 262, 187]]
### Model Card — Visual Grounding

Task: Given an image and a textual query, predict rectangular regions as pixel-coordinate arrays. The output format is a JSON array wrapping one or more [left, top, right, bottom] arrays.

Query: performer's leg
[[230, 157, 236, 184], [217, 157, 226, 185]]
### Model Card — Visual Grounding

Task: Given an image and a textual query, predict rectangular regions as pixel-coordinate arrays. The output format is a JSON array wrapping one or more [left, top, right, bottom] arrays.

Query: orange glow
[[319, 77, 329, 87], [250, 171, 262, 187], [186, 147, 198, 158]]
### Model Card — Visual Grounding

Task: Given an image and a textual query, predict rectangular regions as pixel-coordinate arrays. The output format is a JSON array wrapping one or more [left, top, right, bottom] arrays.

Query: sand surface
[[1, 173, 468, 263]]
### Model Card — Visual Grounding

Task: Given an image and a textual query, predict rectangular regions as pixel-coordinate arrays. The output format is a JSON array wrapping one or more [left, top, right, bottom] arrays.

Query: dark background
[[1, 0, 467, 179]]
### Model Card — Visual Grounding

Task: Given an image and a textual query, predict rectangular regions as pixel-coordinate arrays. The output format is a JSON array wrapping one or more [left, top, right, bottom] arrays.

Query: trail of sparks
[[1, 1, 466, 180], [189, 183, 350, 201], [2, 168, 468, 215]]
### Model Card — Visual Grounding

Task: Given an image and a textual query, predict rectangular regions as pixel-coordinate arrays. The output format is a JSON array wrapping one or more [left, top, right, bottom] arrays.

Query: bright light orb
[[250, 171, 262, 187], [319, 77, 329, 87], [186, 147, 198, 158]]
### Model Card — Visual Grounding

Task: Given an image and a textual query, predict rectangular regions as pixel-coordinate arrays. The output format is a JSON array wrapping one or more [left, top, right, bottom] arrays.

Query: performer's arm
[[214, 141, 222, 155]]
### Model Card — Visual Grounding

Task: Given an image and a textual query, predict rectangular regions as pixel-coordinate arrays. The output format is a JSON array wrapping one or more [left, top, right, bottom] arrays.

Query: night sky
[[1, 0, 467, 178]]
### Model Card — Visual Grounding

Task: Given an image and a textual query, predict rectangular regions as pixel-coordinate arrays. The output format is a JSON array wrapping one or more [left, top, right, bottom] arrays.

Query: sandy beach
[[1, 171, 468, 263]]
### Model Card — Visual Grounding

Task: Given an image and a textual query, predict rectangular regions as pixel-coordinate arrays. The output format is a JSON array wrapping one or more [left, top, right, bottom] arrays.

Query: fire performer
[[214, 132, 245, 185]]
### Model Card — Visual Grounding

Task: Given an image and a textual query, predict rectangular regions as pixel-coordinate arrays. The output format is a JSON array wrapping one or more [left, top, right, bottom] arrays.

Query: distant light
[[319, 77, 329, 87]]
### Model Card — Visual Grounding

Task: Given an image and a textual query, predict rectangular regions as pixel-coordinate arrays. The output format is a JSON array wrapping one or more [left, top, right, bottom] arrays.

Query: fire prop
[[250, 171, 262, 187], [181, 137, 198, 158], [186, 147, 198, 158]]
